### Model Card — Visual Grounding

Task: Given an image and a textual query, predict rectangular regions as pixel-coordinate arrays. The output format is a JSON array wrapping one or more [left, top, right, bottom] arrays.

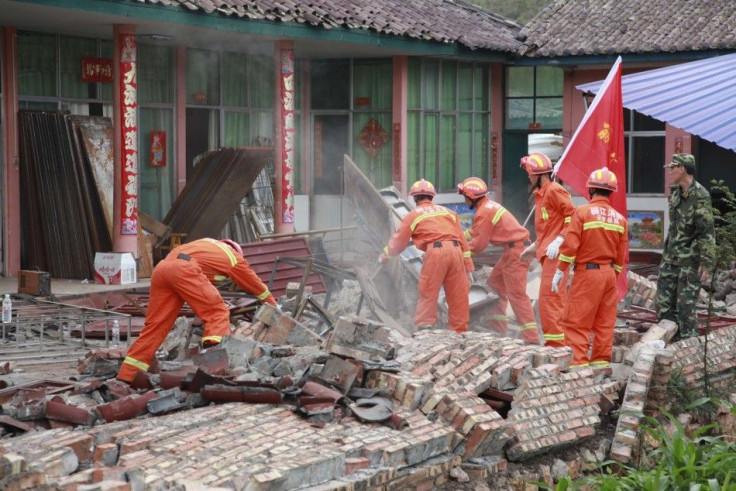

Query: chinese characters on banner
[[119, 33, 138, 235], [81, 57, 113, 83], [280, 47, 295, 223]]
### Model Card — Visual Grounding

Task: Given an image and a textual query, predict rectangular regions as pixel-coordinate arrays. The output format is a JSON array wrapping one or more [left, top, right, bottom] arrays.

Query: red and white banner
[[279, 46, 295, 223], [119, 33, 138, 235], [554, 56, 628, 299]]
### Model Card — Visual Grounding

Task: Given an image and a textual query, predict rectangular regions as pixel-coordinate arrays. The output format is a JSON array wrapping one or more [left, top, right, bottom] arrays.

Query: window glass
[[535, 97, 563, 129], [18, 32, 57, 97], [440, 115, 456, 188], [458, 114, 472, 178], [423, 113, 438, 183], [407, 112, 421, 186], [441, 63, 456, 110], [100, 40, 113, 101], [458, 63, 473, 111], [310, 59, 348, 110], [506, 66, 533, 97], [138, 107, 175, 220], [186, 48, 219, 105], [222, 52, 248, 107], [408, 58, 422, 109], [475, 65, 489, 111], [224, 112, 249, 146], [250, 55, 274, 109], [60, 36, 97, 99], [474, 113, 489, 178], [422, 60, 439, 110], [634, 111, 665, 131], [630, 136, 665, 193], [506, 98, 534, 129], [353, 59, 392, 110], [139, 44, 174, 104], [535, 66, 563, 96]]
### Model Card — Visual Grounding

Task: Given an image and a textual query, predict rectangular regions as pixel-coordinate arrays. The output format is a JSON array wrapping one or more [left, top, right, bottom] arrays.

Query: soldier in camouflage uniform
[[655, 153, 715, 340]]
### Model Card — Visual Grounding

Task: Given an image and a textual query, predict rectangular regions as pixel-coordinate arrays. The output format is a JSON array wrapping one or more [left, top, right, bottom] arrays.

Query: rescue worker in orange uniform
[[552, 167, 628, 372], [519, 153, 575, 347], [457, 177, 539, 344], [379, 179, 474, 333], [117, 238, 277, 383]]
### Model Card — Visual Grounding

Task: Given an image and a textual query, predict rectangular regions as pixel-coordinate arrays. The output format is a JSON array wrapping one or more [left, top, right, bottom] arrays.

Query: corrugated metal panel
[[241, 237, 327, 298], [576, 54, 736, 153]]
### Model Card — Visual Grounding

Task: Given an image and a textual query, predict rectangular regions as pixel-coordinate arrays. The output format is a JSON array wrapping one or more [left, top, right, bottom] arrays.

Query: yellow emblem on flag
[[598, 122, 611, 143]]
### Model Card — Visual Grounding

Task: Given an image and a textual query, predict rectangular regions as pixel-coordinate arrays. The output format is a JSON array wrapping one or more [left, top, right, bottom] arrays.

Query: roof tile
[[520, 0, 736, 57], [140, 0, 522, 51]]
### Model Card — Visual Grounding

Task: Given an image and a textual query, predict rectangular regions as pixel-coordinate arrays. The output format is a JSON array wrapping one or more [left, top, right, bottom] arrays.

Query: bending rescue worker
[[117, 238, 277, 383]]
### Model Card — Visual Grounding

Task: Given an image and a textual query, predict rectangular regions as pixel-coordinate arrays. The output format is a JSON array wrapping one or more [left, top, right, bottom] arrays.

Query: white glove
[[551, 269, 564, 293], [545, 235, 564, 260], [467, 272, 474, 285]]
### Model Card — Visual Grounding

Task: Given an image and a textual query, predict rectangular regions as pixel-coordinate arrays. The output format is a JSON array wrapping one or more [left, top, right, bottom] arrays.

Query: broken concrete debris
[[0, 265, 735, 489]]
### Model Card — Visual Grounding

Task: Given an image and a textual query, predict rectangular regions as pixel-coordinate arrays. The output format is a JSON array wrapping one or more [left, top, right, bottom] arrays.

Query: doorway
[[186, 108, 219, 179], [311, 114, 349, 229]]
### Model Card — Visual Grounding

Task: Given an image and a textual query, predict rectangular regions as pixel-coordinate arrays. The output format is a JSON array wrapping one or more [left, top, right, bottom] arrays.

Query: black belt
[[508, 240, 532, 249], [434, 240, 460, 248], [177, 253, 191, 261]]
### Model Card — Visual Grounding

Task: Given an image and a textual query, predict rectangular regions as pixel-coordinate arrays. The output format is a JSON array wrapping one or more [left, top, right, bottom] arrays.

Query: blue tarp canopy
[[577, 53, 736, 153]]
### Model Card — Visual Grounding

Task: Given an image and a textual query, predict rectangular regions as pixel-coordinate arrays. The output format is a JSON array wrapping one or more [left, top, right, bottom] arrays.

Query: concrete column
[[1, 28, 20, 276], [112, 24, 137, 254], [273, 40, 295, 233], [392, 56, 408, 195]]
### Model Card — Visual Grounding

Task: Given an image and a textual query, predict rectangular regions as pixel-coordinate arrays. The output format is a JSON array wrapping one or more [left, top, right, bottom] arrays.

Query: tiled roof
[[519, 0, 736, 57], [139, 0, 522, 51]]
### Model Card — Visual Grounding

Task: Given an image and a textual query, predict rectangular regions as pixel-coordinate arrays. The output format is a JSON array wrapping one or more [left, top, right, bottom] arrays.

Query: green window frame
[[407, 58, 490, 192], [505, 66, 563, 130]]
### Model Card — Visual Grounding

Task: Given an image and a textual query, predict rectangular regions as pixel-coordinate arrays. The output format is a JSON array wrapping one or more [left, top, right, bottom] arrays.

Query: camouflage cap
[[664, 153, 696, 172]]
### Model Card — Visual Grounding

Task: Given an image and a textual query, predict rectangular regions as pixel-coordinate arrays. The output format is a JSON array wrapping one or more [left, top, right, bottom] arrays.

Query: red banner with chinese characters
[[119, 33, 138, 235], [279, 47, 295, 223], [150, 131, 166, 167], [81, 57, 113, 83]]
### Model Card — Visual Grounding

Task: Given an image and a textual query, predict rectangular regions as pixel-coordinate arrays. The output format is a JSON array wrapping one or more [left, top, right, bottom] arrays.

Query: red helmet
[[220, 239, 243, 256], [457, 177, 488, 200], [408, 179, 437, 198], [586, 167, 618, 192], [520, 153, 553, 175]]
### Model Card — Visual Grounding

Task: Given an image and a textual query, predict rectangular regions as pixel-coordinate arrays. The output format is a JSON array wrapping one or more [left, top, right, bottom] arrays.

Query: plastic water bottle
[[112, 320, 120, 347], [2, 294, 11, 324]]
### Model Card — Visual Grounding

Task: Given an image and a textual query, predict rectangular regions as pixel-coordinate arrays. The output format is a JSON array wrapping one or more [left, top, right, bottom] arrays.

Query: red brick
[[119, 438, 151, 457], [58, 434, 94, 463], [345, 457, 369, 474], [92, 467, 127, 483]]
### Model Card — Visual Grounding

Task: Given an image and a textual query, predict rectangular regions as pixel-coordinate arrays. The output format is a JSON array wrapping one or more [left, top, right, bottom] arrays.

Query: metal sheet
[[577, 54, 736, 152]]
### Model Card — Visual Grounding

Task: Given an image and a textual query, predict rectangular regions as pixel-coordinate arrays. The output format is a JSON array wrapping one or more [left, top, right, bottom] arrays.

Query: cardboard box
[[18, 270, 51, 296], [94, 253, 137, 285]]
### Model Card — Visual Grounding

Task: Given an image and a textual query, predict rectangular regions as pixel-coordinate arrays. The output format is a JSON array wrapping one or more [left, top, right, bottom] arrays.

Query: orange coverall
[[117, 238, 276, 382], [556, 196, 628, 369], [465, 196, 539, 344], [533, 180, 575, 347], [383, 201, 474, 333]]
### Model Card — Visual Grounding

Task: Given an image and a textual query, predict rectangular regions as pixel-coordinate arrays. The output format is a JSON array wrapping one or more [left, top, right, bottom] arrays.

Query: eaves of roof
[[14, 0, 520, 60]]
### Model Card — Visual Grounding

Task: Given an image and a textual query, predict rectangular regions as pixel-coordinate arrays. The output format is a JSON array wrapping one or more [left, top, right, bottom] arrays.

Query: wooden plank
[[137, 227, 154, 278]]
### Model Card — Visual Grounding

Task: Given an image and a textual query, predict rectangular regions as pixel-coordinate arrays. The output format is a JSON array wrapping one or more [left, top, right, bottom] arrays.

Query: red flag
[[554, 56, 628, 299]]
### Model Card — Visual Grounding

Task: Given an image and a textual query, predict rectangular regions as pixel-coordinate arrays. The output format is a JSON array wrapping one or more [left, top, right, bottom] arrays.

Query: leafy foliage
[[536, 402, 736, 490]]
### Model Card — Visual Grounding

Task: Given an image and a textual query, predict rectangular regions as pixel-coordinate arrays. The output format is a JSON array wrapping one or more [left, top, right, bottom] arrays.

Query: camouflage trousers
[[654, 261, 701, 340]]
